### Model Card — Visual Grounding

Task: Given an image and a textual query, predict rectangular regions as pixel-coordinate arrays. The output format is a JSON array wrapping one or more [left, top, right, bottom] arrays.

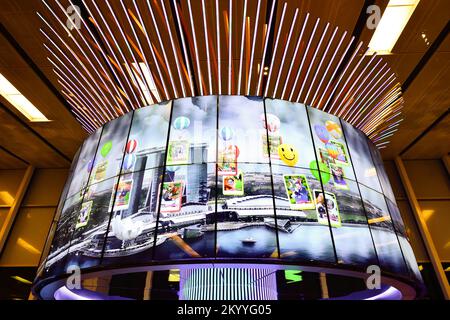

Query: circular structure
[[33, 96, 424, 300]]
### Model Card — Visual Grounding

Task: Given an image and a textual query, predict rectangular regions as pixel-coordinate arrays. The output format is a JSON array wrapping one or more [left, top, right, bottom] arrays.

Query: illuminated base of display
[[34, 96, 425, 300], [49, 266, 405, 300], [179, 268, 278, 300]]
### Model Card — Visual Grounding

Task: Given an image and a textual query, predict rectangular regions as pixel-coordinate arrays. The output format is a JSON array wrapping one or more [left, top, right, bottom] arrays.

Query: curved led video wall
[[36, 96, 423, 296]]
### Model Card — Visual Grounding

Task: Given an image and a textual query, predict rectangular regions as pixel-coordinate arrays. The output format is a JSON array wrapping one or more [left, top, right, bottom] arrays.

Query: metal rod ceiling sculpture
[[38, 0, 404, 149]]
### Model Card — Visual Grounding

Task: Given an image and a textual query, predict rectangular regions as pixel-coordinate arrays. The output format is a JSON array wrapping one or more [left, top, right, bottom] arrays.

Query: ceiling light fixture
[[0, 73, 49, 122], [367, 0, 421, 55]]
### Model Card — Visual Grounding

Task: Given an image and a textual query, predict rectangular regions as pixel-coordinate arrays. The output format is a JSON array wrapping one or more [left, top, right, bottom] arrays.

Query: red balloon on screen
[[126, 140, 137, 154]]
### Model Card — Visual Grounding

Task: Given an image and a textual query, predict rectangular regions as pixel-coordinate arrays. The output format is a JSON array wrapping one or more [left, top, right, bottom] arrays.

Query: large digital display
[[42, 97, 421, 285]]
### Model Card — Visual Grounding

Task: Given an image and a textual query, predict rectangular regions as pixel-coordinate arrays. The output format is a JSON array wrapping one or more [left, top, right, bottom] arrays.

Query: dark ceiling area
[[0, 0, 449, 169]]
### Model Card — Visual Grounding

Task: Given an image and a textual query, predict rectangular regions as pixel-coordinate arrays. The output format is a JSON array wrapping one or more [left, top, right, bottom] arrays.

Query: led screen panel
[[102, 167, 163, 266], [216, 163, 278, 258], [65, 127, 102, 198], [367, 138, 396, 202], [125, 101, 172, 172], [341, 120, 382, 192], [218, 96, 269, 164], [264, 99, 316, 169], [359, 184, 408, 275], [321, 176, 378, 266], [153, 163, 216, 260], [167, 96, 217, 165], [88, 113, 132, 185], [273, 165, 336, 263], [307, 106, 355, 181]]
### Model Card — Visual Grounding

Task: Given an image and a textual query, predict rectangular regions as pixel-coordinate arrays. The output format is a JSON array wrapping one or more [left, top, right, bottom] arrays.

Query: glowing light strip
[[333, 52, 379, 117], [228, 0, 233, 94], [201, 0, 213, 95], [63, 93, 97, 131], [316, 36, 356, 109], [133, 0, 170, 100], [310, 30, 347, 106], [246, 0, 262, 95], [84, 0, 146, 107], [371, 115, 404, 139], [67, 0, 137, 110], [372, 124, 401, 141], [335, 55, 381, 118], [365, 106, 402, 135], [281, 13, 310, 100], [54, 0, 127, 114], [296, 22, 330, 102], [108, 0, 153, 106], [145, 0, 178, 98], [120, 0, 156, 104], [256, 0, 277, 96], [55, 71, 104, 125], [187, 0, 203, 96], [341, 62, 388, 119], [304, 26, 338, 104], [372, 128, 399, 142], [90, 0, 148, 106], [358, 94, 402, 133], [350, 77, 397, 124], [61, 91, 98, 131], [119, 0, 160, 103], [237, 0, 248, 95], [264, 2, 288, 97], [160, 0, 186, 97], [361, 95, 402, 132], [364, 105, 403, 136], [358, 90, 402, 130], [173, 0, 194, 96], [327, 47, 370, 114], [289, 17, 320, 101], [53, 70, 105, 126], [216, 0, 222, 94], [73, 112, 95, 133], [39, 12, 115, 119], [344, 67, 392, 121], [42, 34, 110, 121], [273, 8, 299, 98], [62, 91, 97, 131]]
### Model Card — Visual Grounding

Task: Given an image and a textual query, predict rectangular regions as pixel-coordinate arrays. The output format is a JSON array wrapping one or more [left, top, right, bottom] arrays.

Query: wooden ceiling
[[0, 0, 448, 169]]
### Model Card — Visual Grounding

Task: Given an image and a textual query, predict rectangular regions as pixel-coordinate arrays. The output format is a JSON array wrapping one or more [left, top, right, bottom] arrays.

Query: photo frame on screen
[[76, 201, 93, 229], [167, 140, 190, 165], [113, 179, 133, 211], [313, 190, 341, 228], [159, 181, 185, 213], [283, 174, 315, 210], [329, 163, 349, 190], [223, 171, 244, 196]]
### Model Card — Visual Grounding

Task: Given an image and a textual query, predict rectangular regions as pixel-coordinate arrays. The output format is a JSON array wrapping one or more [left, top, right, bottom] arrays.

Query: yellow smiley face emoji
[[278, 144, 298, 166]]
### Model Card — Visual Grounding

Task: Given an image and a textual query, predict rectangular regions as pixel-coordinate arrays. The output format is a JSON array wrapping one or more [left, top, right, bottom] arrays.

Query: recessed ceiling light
[[0, 73, 50, 122], [367, 0, 420, 55]]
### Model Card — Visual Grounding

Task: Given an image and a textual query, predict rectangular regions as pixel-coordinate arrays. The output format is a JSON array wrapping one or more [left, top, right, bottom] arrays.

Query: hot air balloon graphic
[[126, 139, 137, 154], [87, 158, 95, 173], [325, 142, 340, 159], [173, 116, 191, 130], [220, 127, 234, 141], [325, 120, 343, 139], [122, 153, 136, 171], [261, 113, 280, 133], [314, 124, 330, 144]]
